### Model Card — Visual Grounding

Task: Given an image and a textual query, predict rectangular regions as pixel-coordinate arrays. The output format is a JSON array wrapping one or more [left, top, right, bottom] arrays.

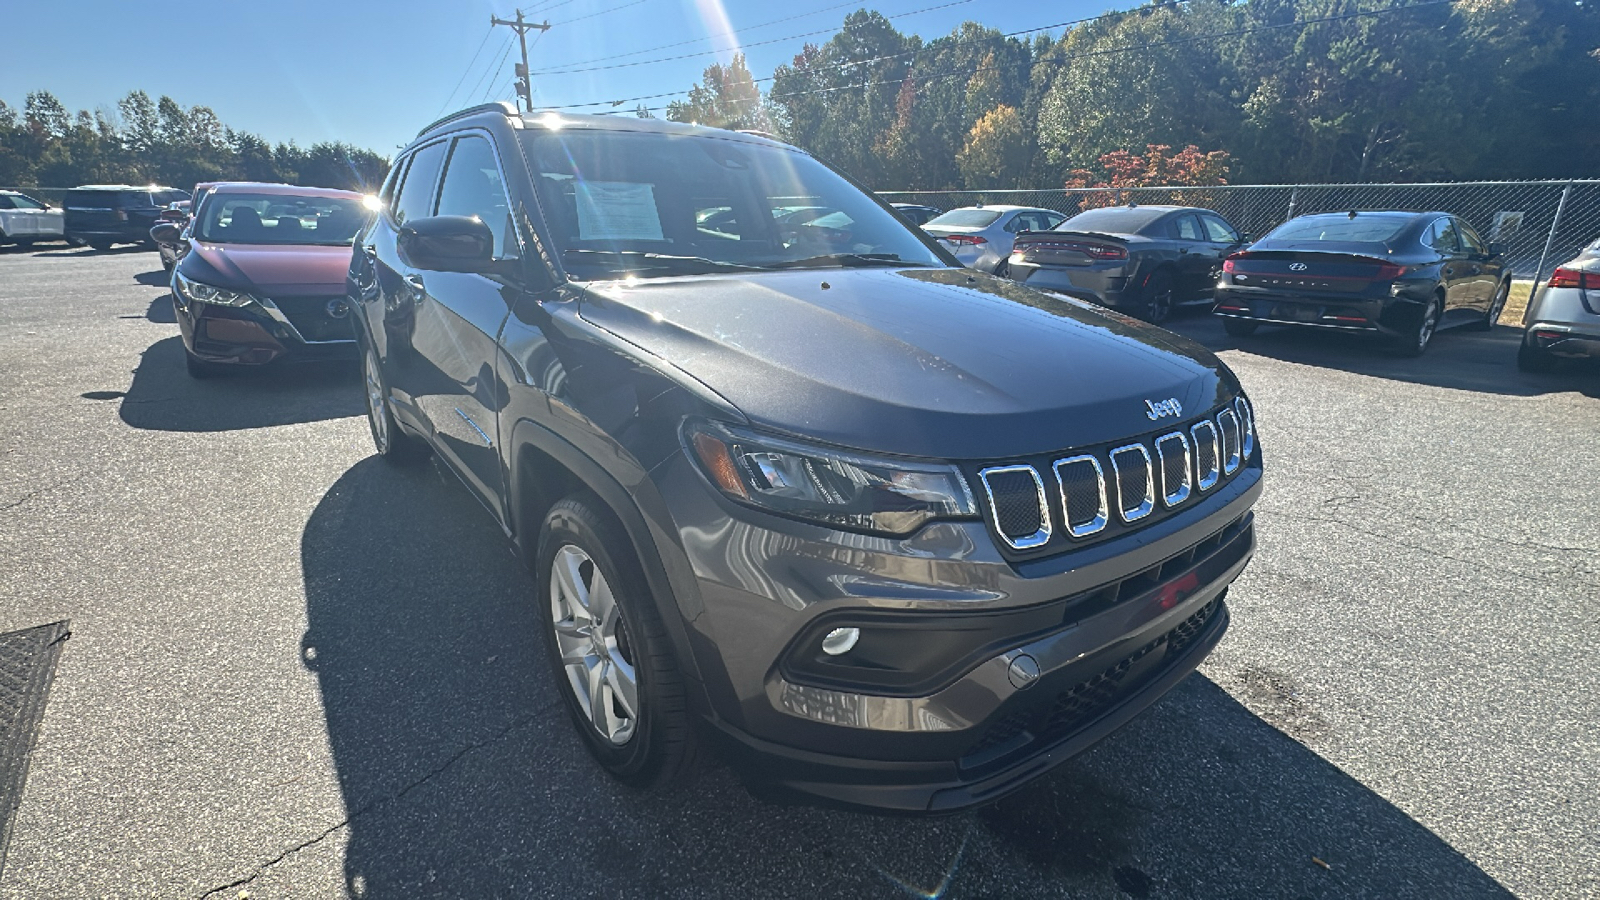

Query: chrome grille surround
[[1218, 409, 1243, 474], [1235, 397, 1255, 458], [1109, 444, 1155, 523], [1191, 420, 1221, 491], [978, 465, 1052, 550], [1155, 432, 1192, 508], [1052, 454, 1108, 538]]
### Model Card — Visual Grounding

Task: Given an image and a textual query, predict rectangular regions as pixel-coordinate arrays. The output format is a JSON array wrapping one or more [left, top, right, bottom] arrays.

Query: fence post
[[1115, 188, 1123, 206], [1526, 180, 1575, 320], [1286, 186, 1300, 221]]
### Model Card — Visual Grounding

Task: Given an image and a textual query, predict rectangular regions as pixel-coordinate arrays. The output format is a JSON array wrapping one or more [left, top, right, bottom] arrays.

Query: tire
[[1470, 279, 1511, 331], [363, 345, 427, 464], [1395, 294, 1443, 357], [184, 349, 224, 379], [1517, 336, 1558, 372], [537, 495, 700, 789], [992, 259, 1010, 278], [1223, 318, 1259, 337], [88, 240, 114, 252], [1138, 269, 1177, 325]]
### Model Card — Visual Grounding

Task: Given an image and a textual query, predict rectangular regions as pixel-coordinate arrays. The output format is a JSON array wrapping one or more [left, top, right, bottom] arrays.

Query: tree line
[[0, 91, 389, 193], [663, 0, 1600, 189]]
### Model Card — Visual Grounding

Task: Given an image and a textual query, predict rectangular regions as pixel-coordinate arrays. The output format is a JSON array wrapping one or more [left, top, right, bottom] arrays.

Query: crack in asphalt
[[195, 706, 553, 899], [0, 481, 64, 513]]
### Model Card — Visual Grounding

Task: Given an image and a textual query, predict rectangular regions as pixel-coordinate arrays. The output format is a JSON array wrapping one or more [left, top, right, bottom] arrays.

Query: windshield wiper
[[758, 253, 930, 270], [562, 249, 762, 274]]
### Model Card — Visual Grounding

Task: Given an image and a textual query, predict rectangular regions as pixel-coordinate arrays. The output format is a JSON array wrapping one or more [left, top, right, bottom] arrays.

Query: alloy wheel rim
[[549, 544, 639, 746], [1489, 284, 1508, 324], [1418, 302, 1439, 349], [364, 352, 388, 452]]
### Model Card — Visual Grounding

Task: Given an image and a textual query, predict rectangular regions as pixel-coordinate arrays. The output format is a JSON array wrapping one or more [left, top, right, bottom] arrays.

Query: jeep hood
[[577, 268, 1238, 459]]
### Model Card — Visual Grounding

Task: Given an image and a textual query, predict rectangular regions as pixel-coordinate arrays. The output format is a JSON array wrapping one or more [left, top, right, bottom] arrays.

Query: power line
[[550, 0, 652, 27], [491, 10, 553, 112], [435, 25, 498, 119], [532, 0, 867, 73], [469, 33, 517, 108], [533, 0, 973, 76]]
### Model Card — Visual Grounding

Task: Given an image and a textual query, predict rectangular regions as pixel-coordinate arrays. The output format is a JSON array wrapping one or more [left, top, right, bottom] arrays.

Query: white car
[[922, 205, 1066, 274], [0, 190, 65, 245]]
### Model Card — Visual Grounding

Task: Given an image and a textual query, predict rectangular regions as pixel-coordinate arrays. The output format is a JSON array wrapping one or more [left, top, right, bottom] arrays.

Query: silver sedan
[[1520, 236, 1600, 371], [922, 205, 1065, 275]]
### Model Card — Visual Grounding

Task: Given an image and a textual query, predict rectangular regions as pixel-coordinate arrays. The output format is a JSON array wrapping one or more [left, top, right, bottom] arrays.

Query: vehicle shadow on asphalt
[[297, 457, 1515, 899], [1165, 314, 1600, 398], [115, 336, 360, 432], [141, 295, 176, 324], [133, 268, 170, 288]]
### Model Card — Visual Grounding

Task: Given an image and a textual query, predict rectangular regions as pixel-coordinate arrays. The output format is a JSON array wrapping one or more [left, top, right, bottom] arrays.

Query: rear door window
[[1173, 215, 1204, 241], [0, 196, 14, 210], [393, 141, 447, 226]]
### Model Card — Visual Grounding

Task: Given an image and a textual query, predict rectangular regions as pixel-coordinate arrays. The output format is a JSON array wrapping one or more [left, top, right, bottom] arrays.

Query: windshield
[[925, 209, 1002, 229], [521, 128, 945, 279], [194, 192, 365, 245], [1268, 215, 1408, 243], [1061, 207, 1168, 234]]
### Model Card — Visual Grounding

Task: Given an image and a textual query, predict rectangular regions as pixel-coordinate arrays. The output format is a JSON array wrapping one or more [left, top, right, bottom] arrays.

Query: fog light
[[821, 627, 860, 656]]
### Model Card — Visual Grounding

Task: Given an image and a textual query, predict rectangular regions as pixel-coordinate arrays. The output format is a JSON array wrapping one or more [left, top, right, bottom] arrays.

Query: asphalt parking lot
[[1, 244, 1596, 899]]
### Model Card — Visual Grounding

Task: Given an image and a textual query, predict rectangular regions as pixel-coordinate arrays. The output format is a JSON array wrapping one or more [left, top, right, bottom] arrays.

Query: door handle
[[406, 274, 426, 293], [361, 243, 376, 258]]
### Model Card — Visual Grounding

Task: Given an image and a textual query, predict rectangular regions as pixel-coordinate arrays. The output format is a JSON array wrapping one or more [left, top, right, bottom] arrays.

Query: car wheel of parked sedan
[[992, 259, 1010, 278], [88, 240, 113, 252], [537, 496, 700, 789], [1396, 294, 1443, 357], [1140, 269, 1177, 324], [1517, 336, 1559, 372], [1471, 279, 1511, 331], [363, 347, 427, 464], [184, 349, 224, 379]]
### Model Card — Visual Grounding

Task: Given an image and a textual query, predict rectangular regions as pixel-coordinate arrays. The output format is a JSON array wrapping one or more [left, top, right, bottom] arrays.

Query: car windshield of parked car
[[193, 193, 366, 245], [1059, 206, 1169, 234], [522, 128, 945, 279], [1267, 216, 1408, 243], [925, 209, 1002, 229]]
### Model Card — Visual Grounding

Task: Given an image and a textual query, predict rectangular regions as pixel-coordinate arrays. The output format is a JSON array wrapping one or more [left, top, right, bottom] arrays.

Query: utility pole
[[490, 9, 551, 113]]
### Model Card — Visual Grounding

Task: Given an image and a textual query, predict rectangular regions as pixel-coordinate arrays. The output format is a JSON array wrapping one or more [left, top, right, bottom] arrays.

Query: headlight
[[687, 422, 977, 536], [174, 271, 253, 307]]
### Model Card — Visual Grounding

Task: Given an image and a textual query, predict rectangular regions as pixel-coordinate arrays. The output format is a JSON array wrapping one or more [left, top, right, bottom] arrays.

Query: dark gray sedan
[[1005, 205, 1247, 323]]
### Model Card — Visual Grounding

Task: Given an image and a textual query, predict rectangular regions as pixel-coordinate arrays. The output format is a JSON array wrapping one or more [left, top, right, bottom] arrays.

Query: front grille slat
[[1109, 444, 1154, 522], [1191, 420, 1220, 491], [978, 466, 1051, 550], [1155, 432, 1192, 508], [1053, 455, 1108, 538]]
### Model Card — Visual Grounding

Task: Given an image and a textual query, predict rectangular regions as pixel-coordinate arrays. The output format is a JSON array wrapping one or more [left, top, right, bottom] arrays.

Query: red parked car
[[169, 183, 368, 377]]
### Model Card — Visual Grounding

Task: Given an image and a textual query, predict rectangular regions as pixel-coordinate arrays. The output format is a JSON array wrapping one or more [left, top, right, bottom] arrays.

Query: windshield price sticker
[[575, 181, 665, 242]]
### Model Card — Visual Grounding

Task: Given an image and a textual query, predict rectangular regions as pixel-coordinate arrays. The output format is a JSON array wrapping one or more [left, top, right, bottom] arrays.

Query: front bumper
[[654, 447, 1261, 812], [173, 291, 357, 366]]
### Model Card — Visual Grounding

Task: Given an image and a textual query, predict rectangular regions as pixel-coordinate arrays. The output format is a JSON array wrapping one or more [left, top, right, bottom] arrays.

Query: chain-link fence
[[880, 180, 1600, 282]]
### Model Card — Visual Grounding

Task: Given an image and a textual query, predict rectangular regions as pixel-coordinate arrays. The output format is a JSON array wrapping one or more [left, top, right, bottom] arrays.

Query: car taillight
[[1222, 252, 1251, 274], [1084, 243, 1126, 260], [1373, 263, 1408, 279], [1547, 267, 1599, 289], [943, 234, 987, 245]]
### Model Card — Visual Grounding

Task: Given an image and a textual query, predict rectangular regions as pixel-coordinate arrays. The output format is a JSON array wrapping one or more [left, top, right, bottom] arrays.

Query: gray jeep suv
[[349, 103, 1262, 812]]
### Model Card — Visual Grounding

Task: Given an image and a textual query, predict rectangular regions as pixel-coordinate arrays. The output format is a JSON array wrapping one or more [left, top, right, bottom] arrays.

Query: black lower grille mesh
[[1194, 427, 1219, 483], [272, 296, 352, 343], [1056, 459, 1103, 530], [1111, 448, 1150, 515], [1159, 437, 1189, 500]]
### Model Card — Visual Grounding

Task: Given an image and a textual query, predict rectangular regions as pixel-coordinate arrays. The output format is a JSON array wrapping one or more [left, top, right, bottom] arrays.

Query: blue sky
[[2, 0, 1124, 155]]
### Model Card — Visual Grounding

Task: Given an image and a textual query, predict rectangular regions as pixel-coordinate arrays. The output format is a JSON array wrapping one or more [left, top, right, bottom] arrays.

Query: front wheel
[[537, 496, 700, 789], [363, 345, 427, 464], [1395, 295, 1443, 357], [88, 240, 114, 252], [992, 259, 1010, 278], [1471, 279, 1511, 331], [1138, 269, 1177, 325]]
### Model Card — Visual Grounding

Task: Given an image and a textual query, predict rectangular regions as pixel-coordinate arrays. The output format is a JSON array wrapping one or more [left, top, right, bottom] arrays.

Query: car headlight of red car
[[174, 271, 254, 307]]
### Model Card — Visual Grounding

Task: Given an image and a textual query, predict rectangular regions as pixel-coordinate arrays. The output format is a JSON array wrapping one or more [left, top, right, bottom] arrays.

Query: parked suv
[[351, 104, 1262, 812], [63, 184, 189, 249]]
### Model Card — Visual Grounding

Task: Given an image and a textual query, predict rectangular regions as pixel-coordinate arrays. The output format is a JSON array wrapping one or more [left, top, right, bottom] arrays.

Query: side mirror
[[1487, 241, 1506, 257], [1238, 233, 1254, 243], [149, 223, 182, 243], [398, 215, 495, 273]]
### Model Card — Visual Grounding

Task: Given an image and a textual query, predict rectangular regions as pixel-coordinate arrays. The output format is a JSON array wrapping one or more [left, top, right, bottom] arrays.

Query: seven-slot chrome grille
[[977, 397, 1255, 554]]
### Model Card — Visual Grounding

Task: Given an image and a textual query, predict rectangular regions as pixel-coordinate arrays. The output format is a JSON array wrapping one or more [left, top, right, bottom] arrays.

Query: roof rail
[[415, 102, 520, 139]]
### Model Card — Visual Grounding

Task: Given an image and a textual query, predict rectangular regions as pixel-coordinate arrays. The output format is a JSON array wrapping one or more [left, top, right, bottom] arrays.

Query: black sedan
[[1213, 211, 1511, 355], [1004, 205, 1248, 323]]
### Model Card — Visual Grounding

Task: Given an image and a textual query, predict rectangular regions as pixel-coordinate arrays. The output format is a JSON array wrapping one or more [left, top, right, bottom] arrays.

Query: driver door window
[[436, 134, 519, 259]]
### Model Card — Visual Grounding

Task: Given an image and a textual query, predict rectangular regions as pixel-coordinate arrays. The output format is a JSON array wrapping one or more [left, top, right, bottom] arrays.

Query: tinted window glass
[[193, 192, 366, 245], [926, 209, 1002, 228], [521, 129, 942, 279], [380, 155, 408, 207], [436, 135, 518, 259], [1059, 206, 1168, 234], [394, 141, 447, 225], [1268, 215, 1408, 243], [121, 191, 152, 207], [1457, 220, 1487, 254], [1200, 214, 1238, 243], [11, 194, 45, 210], [1173, 215, 1203, 241], [1426, 218, 1461, 252], [0, 196, 14, 210], [66, 190, 121, 209]]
